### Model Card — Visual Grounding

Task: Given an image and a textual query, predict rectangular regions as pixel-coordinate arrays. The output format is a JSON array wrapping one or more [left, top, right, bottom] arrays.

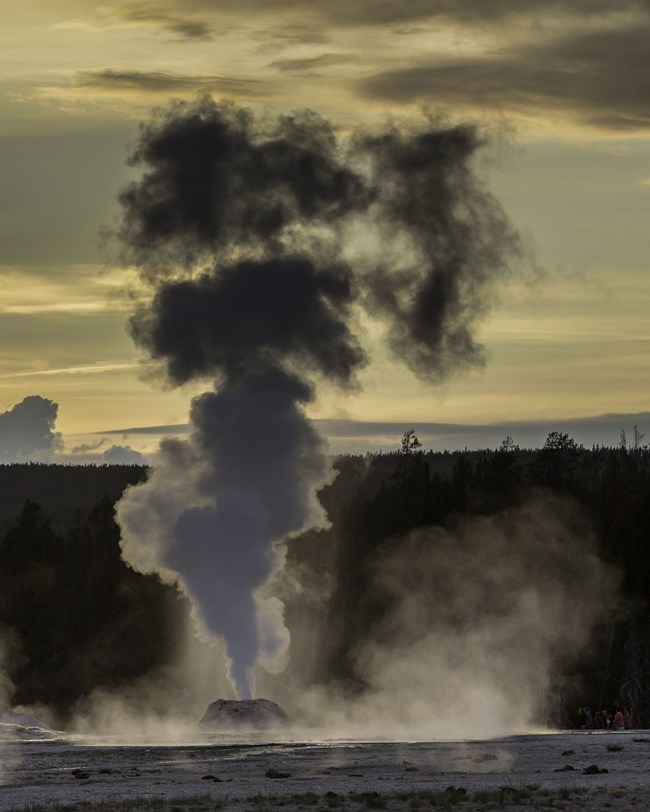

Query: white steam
[[117, 386, 332, 699]]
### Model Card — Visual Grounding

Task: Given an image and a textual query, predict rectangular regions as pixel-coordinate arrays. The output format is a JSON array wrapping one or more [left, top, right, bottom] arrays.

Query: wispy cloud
[[2, 362, 138, 379], [269, 53, 356, 74], [54, 18, 102, 32], [358, 22, 650, 131], [0, 302, 117, 315], [56, 3, 215, 41], [76, 69, 263, 97], [177, 0, 649, 26], [253, 25, 330, 51], [111, 3, 214, 41], [0, 266, 142, 316]]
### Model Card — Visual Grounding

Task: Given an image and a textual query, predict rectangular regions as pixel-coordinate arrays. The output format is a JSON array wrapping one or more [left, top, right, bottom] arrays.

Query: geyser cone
[[199, 698, 290, 730]]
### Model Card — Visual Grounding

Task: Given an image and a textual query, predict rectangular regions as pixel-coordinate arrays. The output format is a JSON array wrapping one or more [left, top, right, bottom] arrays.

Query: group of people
[[579, 705, 633, 730]]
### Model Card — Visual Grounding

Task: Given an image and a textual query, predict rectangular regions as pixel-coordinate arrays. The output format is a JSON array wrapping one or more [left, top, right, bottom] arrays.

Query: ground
[[1, 730, 649, 810]]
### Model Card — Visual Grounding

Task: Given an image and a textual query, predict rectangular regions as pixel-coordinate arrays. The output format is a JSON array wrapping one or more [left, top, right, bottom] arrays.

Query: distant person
[[583, 706, 593, 729], [613, 708, 625, 730], [624, 708, 633, 730], [593, 709, 604, 729]]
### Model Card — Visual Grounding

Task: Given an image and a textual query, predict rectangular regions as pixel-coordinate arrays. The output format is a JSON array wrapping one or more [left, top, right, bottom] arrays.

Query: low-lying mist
[[276, 495, 618, 740]]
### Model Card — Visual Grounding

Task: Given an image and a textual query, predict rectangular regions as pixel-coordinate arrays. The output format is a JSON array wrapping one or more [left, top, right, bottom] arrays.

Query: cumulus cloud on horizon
[[0, 396, 147, 465], [0, 395, 63, 463]]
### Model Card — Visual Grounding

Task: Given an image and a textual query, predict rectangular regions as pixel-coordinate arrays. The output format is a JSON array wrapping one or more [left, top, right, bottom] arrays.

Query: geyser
[[199, 698, 289, 730], [114, 95, 521, 700]]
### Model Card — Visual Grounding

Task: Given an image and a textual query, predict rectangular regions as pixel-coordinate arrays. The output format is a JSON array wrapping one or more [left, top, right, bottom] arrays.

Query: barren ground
[[1, 730, 649, 810]]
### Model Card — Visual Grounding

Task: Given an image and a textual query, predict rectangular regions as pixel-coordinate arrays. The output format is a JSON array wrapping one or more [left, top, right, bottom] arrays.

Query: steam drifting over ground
[[282, 496, 618, 740], [114, 94, 528, 706]]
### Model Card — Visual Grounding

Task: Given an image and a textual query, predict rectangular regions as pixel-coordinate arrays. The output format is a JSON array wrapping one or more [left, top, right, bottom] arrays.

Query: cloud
[[342, 0, 646, 24], [123, 1, 650, 133], [0, 396, 63, 463], [57, 440, 149, 465], [269, 53, 357, 74], [102, 423, 189, 436], [112, 4, 214, 41], [3, 363, 138, 379], [75, 70, 263, 98], [358, 22, 650, 131], [74, 3, 216, 41], [71, 439, 107, 454], [184, 0, 648, 26], [253, 26, 330, 50], [101, 444, 147, 464]]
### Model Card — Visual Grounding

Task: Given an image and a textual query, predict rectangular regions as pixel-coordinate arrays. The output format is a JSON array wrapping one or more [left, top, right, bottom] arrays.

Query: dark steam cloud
[[115, 96, 521, 698], [118, 97, 518, 378], [356, 124, 520, 379], [118, 99, 367, 272], [0, 396, 63, 463], [129, 258, 364, 387]]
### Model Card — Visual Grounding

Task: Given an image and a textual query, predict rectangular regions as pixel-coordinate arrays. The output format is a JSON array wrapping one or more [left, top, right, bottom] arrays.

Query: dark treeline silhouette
[[0, 495, 185, 713], [0, 434, 649, 727], [0, 463, 146, 535]]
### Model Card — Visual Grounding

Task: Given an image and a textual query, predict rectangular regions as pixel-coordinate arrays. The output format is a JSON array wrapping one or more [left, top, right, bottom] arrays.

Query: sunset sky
[[1, 0, 649, 459]]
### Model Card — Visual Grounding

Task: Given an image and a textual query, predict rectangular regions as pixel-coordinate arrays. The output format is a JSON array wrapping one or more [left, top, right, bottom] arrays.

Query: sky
[[1, 0, 650, 459]]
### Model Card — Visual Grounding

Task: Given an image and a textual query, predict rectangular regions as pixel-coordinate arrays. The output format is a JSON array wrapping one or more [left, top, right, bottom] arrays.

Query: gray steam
[[285, 497, 618, 738], [356, 124, 520, 379], [0, 396, 63, 463], [115, 96, 520, 699]]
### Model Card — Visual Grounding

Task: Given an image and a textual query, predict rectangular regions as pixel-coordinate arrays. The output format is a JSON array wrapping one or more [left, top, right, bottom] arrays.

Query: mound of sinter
[[199, 699, 290, 730]]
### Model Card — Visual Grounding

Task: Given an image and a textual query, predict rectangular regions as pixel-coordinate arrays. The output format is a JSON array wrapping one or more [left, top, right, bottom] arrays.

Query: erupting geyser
[[114, 96, 520, 701]]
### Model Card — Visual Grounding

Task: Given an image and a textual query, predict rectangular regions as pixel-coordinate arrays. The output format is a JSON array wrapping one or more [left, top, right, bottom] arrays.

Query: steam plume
[[115, 96, 520, 698]]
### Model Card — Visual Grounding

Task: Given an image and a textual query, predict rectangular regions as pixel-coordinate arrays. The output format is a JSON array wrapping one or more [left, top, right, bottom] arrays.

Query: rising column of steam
[[115, 97, 520, 699]]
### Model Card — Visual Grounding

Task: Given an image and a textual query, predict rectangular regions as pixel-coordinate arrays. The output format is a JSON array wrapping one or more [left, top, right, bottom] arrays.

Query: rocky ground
[[1, 730, 649, 810]]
